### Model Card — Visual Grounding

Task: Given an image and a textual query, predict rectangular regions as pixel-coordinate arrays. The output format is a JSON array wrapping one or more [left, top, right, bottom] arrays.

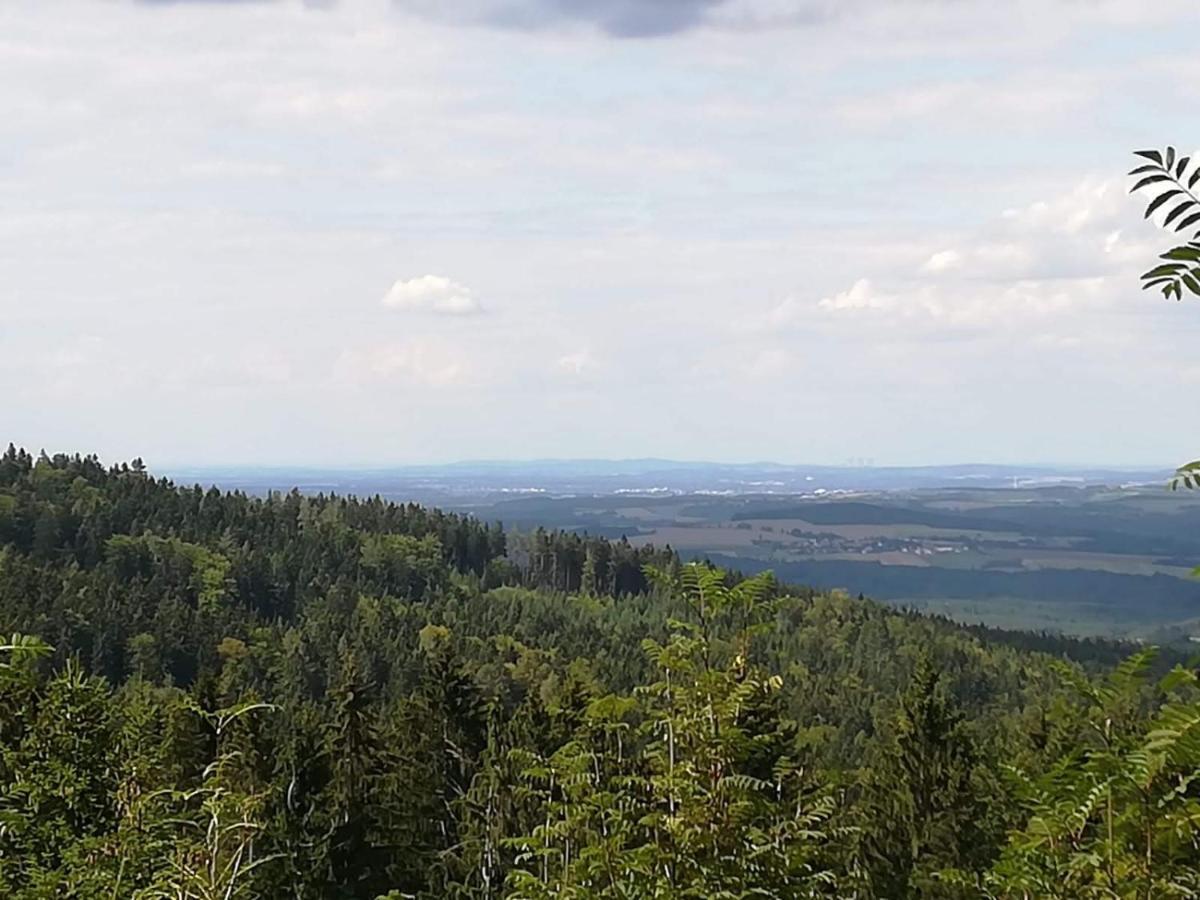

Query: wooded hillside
[[3, 447, 1199, 898]]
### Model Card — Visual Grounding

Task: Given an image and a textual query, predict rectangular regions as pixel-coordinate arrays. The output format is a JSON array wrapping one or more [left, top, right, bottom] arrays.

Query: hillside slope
[[2, 448, 1199, 898]]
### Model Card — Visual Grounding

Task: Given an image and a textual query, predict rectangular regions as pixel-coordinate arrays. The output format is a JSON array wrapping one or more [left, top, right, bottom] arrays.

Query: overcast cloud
[[2, 0, 1198, 466]]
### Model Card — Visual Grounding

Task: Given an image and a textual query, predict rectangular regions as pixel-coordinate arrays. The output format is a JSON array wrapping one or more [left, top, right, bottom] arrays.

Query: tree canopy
[[3, 448, 1199, 897]]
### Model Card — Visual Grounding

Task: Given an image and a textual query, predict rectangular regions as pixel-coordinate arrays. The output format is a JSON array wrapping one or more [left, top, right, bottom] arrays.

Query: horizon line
[[157, 458, 1178, 473]]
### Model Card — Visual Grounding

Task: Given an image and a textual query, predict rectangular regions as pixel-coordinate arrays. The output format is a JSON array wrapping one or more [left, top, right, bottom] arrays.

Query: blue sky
[[2, 0, 1199, 466]]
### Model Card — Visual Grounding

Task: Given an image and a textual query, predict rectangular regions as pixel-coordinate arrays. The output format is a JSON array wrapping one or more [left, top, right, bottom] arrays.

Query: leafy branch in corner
[[1170, 459, 1200, 491], [1129, 146, 1200, 300]]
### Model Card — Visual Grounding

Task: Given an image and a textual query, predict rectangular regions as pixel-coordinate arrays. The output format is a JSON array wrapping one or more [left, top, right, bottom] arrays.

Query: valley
[[173, 461, 1200, 639]]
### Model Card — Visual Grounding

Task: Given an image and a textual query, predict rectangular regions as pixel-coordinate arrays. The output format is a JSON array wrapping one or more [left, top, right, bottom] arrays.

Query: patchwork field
[[180, 463, 1200, 640], [478, 485, 1200, 639]]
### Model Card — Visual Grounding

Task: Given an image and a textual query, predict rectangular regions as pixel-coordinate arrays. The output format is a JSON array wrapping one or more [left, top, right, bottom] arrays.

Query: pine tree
[[857, 657, 994, 898]]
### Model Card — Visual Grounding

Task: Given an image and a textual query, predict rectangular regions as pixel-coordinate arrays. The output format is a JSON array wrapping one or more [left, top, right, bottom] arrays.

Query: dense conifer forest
[[4, 446, 1200, 898]]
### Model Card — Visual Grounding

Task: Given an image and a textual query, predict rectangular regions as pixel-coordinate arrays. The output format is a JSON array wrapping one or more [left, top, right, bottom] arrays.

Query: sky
[[3, 0, 1200, 467]]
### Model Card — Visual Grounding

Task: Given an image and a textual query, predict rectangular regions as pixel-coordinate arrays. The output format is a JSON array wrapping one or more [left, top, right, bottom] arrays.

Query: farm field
[[177, 463, 1200, 639], [479, 485, 1200, 639]]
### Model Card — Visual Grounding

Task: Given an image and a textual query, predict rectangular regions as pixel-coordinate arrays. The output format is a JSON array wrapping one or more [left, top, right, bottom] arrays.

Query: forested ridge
[[4, 447, 1200, 898]]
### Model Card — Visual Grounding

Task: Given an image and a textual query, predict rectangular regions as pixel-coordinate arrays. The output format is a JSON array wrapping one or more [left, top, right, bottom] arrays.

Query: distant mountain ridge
[[165, 458, 1175, 503]]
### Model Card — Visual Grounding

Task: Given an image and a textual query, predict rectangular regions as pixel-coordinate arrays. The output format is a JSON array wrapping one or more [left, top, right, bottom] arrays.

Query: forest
[[3, 446, 1200, 898]]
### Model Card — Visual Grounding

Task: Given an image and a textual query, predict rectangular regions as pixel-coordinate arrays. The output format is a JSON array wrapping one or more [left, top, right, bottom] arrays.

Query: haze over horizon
[[159, 456, 1175, 473], [5, 0, 1200, 467]]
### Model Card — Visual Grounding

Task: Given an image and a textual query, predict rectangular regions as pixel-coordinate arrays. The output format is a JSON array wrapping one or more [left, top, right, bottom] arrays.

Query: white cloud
[[921, 250, 961, 273], [4, 0, 1200, 465], [555, 350, 594, 375], [381, 275, 483, 316], [835, 76, 1093, 133], [1000, 178, 1122, 235], [243, 349, 293, 385], [777, 267, 1114, 335], [745, 347, 791, 378], [181, 159, 287, 179], [760, 279, 894, 330], [956, 178, 1157, 282], [817, 278, 891, 312], [338, 340, 467, 387], [754, 177, 1160, 341], [46, 335, 104, 370]]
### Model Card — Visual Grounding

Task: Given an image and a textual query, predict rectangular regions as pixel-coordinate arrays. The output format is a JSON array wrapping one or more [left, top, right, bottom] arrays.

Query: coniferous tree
[[856, 658, 997, 898]]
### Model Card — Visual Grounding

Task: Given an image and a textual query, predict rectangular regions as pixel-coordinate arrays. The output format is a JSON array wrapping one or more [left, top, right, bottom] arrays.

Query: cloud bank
[[5, 0, 1200, 465]]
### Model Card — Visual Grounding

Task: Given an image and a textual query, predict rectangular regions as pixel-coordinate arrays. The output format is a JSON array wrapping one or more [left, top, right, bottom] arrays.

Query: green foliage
[[856, 658, 1000, 898], [1170, 459, 1200, 492], [107, 533, 234, 613], [361, 533, 447, 600], [1129, 146, 1200, 300], [977, 652, 1200, 898], [3, 449, 1198, 897], [504, 565, 842, 898], [1, 662, 153, 897], [139, 701, 281, 900], [1129, 149, 1198, 498], [0, 632, 51, 675]]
